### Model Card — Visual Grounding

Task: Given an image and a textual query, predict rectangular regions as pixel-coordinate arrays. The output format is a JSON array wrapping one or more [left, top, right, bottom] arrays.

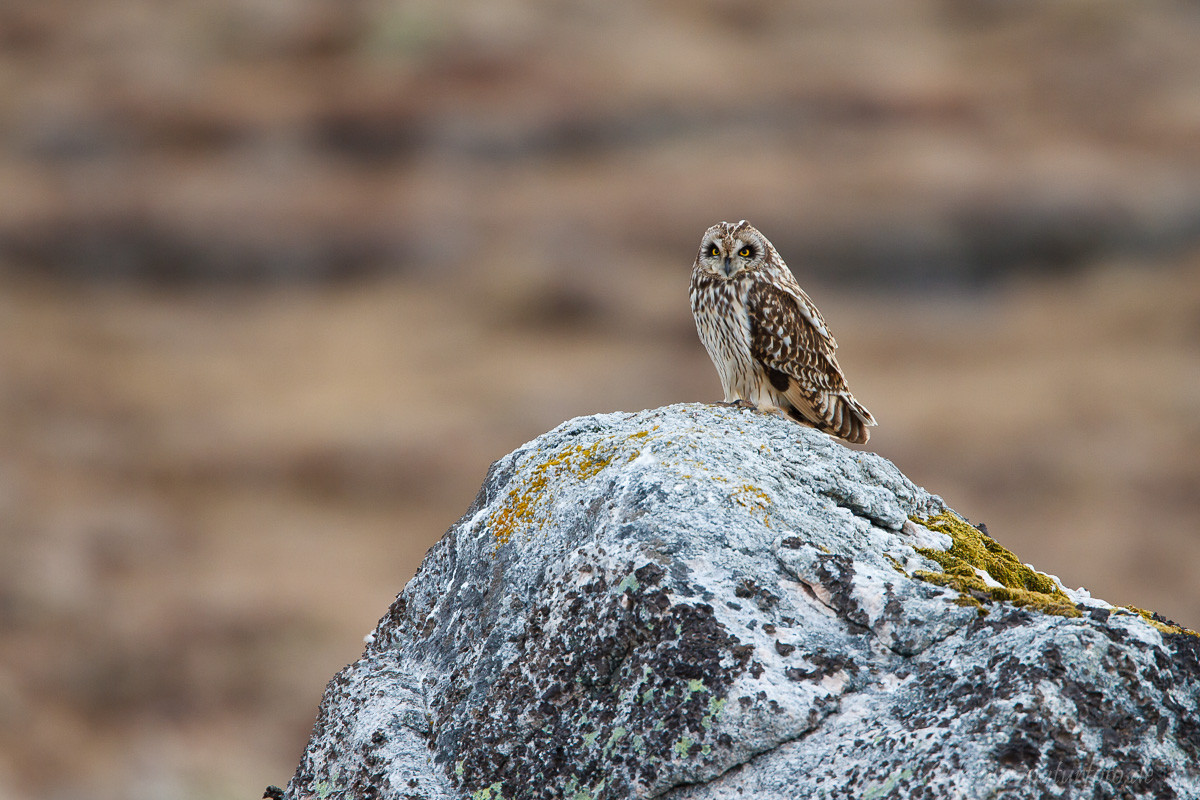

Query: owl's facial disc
[[699, 222, 760, 278]]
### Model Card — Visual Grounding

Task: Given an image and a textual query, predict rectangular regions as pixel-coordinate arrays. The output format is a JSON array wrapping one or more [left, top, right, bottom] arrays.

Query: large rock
[[279, 404, 1200, 800]]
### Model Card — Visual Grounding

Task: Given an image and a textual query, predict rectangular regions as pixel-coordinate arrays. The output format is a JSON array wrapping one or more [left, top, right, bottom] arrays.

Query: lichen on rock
[[279, 404, 1200, 800], [488, 437, 618, 545], [447, 557, 749, 799]]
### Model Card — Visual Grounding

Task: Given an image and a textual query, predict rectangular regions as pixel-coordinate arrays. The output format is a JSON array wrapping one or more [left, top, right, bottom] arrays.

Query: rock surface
[[280, 404, 1200, 800]]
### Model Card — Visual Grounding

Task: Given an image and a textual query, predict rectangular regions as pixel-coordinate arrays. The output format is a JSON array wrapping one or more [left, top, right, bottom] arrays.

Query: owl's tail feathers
[[794, 392, 877, 445]]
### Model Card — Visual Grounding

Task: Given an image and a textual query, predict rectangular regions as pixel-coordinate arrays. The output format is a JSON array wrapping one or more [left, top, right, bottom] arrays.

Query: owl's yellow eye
[[739, 246, 752, 257], [707, 245, 720, 257]]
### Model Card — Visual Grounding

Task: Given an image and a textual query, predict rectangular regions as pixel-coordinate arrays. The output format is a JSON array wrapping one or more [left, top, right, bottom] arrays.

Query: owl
[[690, 220, 877, 444]]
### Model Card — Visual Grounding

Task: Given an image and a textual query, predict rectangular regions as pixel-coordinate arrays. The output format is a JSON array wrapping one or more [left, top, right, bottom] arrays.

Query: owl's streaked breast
[[690, 271, 759, 403]]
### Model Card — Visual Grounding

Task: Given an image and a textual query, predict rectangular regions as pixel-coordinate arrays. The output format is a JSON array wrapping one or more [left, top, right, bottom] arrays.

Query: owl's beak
[[722, 256, 732, 277]]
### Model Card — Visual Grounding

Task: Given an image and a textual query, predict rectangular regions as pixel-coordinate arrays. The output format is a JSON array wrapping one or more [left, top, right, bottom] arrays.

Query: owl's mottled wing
[[748, 280, 845, 395], [747, 280, 876, 443], [770, 270, 837, 348]]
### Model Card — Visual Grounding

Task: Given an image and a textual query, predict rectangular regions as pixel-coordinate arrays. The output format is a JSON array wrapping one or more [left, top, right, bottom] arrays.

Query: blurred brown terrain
[[1, 1, 1199, 798]]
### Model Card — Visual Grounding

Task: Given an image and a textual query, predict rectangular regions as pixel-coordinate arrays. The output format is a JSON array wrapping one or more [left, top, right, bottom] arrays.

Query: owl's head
[[694, 220, 772, 279]]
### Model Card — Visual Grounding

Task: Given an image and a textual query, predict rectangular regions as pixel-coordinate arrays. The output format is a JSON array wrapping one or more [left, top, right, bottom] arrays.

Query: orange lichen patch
[[490, 431, 659, 546], [730, 484, 773, 527], [731, 484, 771, 509]]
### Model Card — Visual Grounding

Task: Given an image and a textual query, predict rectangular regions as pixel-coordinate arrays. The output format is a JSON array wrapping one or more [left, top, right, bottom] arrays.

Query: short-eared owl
[[690, 220, 876, 444]]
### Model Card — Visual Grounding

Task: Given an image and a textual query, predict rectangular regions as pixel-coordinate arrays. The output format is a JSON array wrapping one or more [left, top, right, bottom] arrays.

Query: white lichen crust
[[281, 404, 1200, 800]]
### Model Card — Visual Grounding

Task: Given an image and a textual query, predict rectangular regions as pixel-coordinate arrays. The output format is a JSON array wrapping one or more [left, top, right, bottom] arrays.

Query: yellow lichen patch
[[731, 484, 771, 511], [490, 429, 665, 546], [669, 461, 728, 486], [618, 426, 661, 465], [730, 484, 773, 527], [1120, 605, 1199, 638], [491, 438, 619, 545], [911, 511, 1081, 619]]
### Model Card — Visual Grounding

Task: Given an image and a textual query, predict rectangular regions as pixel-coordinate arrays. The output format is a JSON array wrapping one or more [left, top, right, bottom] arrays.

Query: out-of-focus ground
[[1, 1, 1199, 798]]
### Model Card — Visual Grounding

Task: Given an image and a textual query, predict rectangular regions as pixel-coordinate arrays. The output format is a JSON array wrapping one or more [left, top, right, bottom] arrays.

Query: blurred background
[[1, 0, 1199, 797]]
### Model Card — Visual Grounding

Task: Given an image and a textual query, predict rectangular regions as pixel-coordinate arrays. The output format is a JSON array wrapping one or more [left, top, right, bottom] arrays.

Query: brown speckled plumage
[[690, 220, 876, 444]]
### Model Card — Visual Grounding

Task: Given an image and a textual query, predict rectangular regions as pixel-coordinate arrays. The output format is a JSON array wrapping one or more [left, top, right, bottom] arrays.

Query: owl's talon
[[717, 399, 756, 410]]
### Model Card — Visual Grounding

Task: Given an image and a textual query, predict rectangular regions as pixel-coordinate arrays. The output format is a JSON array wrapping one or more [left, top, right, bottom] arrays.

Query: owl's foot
[[717, 399, 757, 410]]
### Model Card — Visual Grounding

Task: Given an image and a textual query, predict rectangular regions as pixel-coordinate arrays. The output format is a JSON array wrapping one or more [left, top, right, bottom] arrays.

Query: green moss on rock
[[1121, 605, 1198, 638], [911, 512, 1080, 618], [909, 512, 1200, 636]]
